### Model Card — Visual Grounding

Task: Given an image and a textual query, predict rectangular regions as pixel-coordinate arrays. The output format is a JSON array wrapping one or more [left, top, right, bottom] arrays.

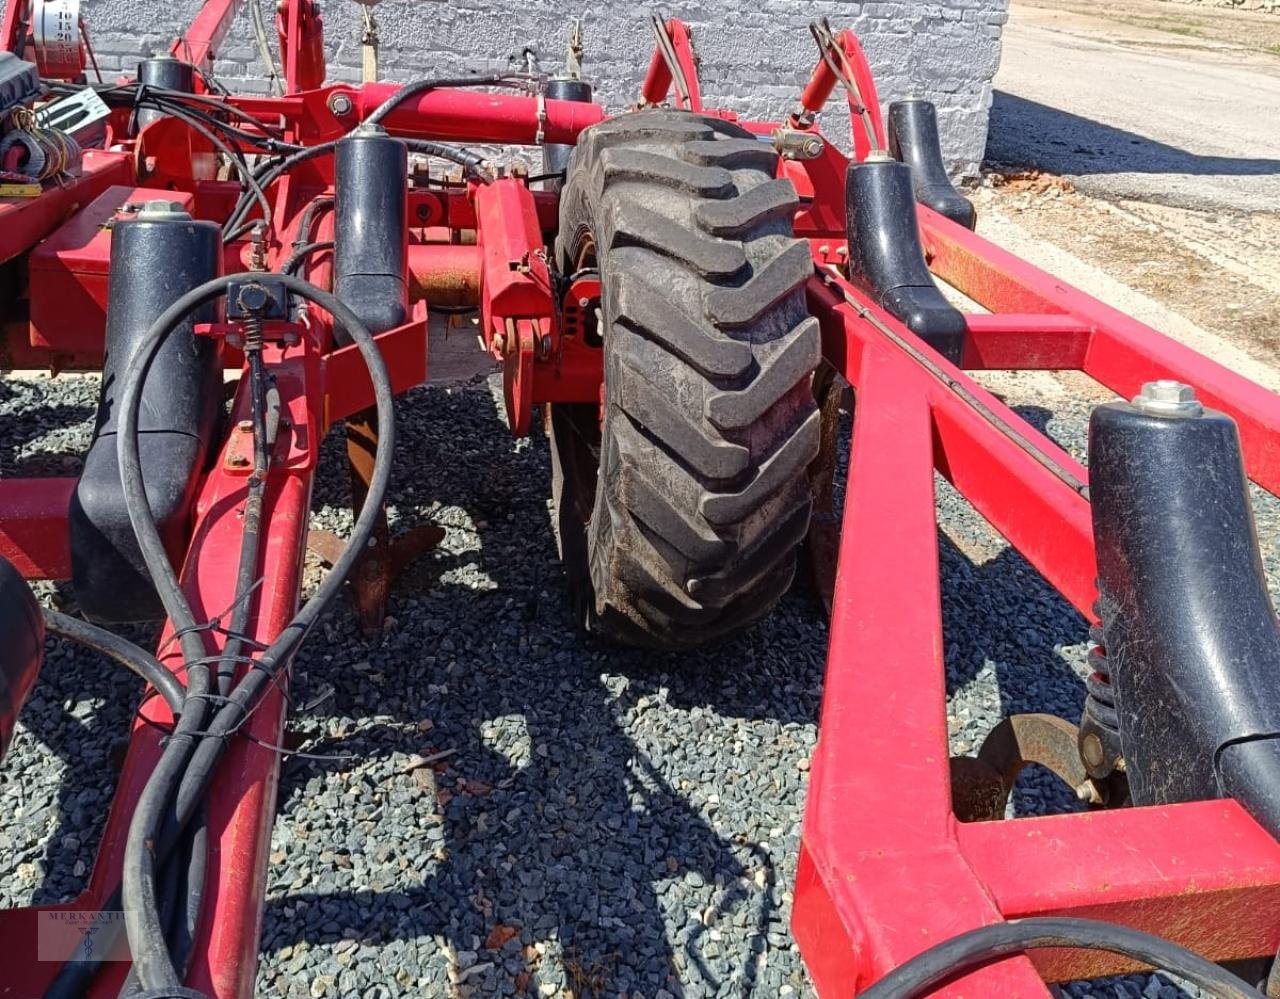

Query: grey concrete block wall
[[81, 0, 1008, 177]]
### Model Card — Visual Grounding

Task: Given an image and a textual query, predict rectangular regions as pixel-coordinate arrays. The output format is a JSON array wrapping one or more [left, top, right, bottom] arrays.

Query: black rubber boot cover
[[0, 552, 42, 761], [335, 126, 408, 342], [887, 99, 976, 230], [1090, 400, 1280, 835], [69, 207, 222, 623], [844, 157, 966, 365]]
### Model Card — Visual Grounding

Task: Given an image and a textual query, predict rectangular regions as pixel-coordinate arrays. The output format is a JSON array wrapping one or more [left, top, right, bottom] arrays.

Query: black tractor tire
[[550, 109, 821, 650]]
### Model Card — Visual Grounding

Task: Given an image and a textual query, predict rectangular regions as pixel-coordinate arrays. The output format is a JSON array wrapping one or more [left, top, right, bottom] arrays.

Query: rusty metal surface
[[406, 242, 480, 307], [308, 409, 445, 634], [951, 714, 1092, 821]]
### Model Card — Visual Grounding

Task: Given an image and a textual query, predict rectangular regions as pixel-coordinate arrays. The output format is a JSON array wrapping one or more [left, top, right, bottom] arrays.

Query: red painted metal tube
[[807, 274, 1098, 617], [170, 0, 245, 71], [796, 345, 1048, 996], [322, 314, 428, 424], [406, 242, 481, 306], [277, 0, 324, 93], [800, 205, 1280, 995], [958, 802, 1280, 981], [794, 29, 885, 159], [639, 18, 702, 111], [351, 85, 605, 144], [919, 205, 1280, 496], [961, 314, 1093, 370], [3, 342, 322, 999], [798, 47, 842, 117], [0, 476, 74, 579], [640, 49, 673, 108]]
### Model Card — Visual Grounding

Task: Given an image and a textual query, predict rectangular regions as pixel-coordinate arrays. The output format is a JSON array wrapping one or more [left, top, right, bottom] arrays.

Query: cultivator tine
[[344, 409, 393, 632], [307, 413, 444, 634]]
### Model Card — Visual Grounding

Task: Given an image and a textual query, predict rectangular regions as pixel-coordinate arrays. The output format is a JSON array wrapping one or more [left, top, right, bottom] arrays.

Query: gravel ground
[[1, 362, 1278, 998]]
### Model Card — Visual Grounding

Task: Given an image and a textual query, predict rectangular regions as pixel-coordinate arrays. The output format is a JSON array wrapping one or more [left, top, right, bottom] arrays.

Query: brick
[[78, 0, 1006, 175]]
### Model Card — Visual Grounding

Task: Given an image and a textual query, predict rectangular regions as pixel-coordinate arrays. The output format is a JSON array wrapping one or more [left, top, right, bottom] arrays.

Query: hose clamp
[[535, 91, 548, 145]]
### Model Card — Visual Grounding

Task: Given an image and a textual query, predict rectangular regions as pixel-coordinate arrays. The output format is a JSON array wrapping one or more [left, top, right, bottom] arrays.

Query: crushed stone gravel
[[1, 366, 1276, 998]]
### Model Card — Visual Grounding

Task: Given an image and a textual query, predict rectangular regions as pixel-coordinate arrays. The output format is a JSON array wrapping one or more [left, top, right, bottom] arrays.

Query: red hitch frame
[[1, 5, 1279, 997]]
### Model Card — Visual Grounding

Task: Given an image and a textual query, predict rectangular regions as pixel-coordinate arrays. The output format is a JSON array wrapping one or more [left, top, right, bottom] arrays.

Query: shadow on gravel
[[259, 383, 822, 997], [7, 626, 148, 907], [986, 91, 1280, 179], [0, 379, 95, 477], [936, 476, 1091, 821]]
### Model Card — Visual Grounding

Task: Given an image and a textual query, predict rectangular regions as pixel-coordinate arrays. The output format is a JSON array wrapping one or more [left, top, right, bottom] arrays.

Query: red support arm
[[919, 205, 1280, 497], [639, 17, 703, 111], [1, 0, 26, 53], [171, 0, 245, 71], [794, 27, 885, 160]]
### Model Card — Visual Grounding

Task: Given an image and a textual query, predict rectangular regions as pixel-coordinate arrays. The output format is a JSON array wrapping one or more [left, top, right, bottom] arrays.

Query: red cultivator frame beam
[[797, 234, 1280, 993], [2, 4, 1279, 997]]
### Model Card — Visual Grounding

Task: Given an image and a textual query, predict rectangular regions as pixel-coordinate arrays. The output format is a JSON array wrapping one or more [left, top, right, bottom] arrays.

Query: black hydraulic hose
[[222, 137, 491, 241], [68, 80, 295, 144], [140, 96, 302, 152], [210, 348, 274, 698], [293, 195, 334, 250], [165, 802, 210, 982], [42, 609, 185, 715], [154, 102, 274, 233], [117, 805, 207, 999], [113, 274, 392, 991], [856, 917, 1264, 999], [282, 239, 334, 275], [223, 141, 338, 238], [403, 138, 493, 179]]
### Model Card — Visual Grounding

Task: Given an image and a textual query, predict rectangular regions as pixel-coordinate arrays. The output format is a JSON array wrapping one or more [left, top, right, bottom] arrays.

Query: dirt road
[[977, 0, 1280, 375], [989, 0, 1280, 211]]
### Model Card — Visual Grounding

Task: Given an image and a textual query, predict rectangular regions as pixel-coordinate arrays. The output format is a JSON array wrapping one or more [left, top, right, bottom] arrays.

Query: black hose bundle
[[857, 917, 1264, 999], [44, 274, 395, 998], [111, 274, 395, 992]]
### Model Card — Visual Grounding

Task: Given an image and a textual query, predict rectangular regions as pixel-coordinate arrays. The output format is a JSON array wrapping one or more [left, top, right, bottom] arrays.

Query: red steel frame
[[2, 4, 1280, 996]]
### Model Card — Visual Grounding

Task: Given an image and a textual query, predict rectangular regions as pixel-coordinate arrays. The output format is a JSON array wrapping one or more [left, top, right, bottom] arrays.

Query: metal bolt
[[236, 282, 271, 316], [773, 127, 825, 161], [237, 419, 253, 433], [137, 200, 190, 222], [1133, 379, 1203, 418], [227, 452, 250, 469], [1080, 731, 1105, 770], [1074, 780, 1103, 805], [328, 93, 354, 117]]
